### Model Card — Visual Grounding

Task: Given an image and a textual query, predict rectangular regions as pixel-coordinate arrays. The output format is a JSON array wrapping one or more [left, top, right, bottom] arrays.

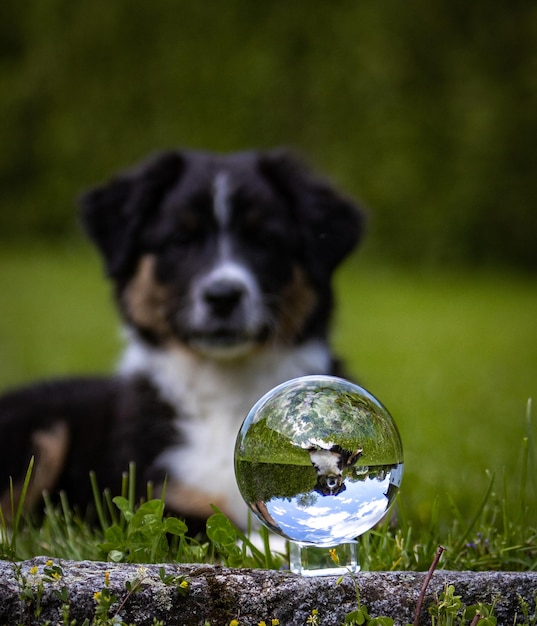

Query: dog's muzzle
[[203, 278, 246, 319], [186, 269, 269, 357]]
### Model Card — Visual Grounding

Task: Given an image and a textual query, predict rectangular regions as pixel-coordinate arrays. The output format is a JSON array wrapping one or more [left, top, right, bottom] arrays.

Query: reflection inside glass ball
[[234, 375, 404, 547]]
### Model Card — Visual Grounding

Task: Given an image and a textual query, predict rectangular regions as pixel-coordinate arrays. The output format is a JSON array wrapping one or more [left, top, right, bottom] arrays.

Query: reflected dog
[[308, 446, 363, 496]]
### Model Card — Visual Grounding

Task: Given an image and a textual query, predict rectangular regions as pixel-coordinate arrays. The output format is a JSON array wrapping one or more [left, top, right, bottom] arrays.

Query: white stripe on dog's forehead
[[213, 172, 232, 228]]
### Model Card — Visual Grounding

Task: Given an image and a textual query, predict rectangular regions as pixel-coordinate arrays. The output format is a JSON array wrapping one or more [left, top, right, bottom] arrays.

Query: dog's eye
[[169, 230, 198, 246], [249, 227, 283, 248], [237, 210, 278, 246], [168, 212, 204, 246], [243, 221, 290, 250]]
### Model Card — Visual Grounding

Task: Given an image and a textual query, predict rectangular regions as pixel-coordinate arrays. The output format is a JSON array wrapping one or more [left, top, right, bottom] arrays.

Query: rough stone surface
[[0, 557, 536, 625]]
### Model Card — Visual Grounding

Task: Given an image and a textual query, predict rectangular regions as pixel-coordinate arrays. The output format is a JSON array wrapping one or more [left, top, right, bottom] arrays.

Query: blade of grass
[[42, 491, 64, 552], [59, 490, 76, 547], [121, 471, 129, 499], [103, 488, 120, 527], [8, 457, 36, 556], [13, 457, 34, 530], [260, 525, 275, 569], [524, 399, 535, 504], [146, 480, 154, 501], [452, 473, 496, 562], [128, 462, 136, 512], [90, 471, 109, 533], [519, 434, 529, 522], [0, 506, 7, 550]]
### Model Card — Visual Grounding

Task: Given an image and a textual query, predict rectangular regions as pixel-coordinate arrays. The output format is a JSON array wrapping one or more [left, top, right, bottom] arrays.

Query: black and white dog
[[0, 149, 364, 534]]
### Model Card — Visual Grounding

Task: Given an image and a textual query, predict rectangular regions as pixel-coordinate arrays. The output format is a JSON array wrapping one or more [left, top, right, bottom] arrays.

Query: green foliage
[[359, 466, 537, 573], [206, 510, 284, 570], [343, 590, 395, 626], [428, 584, 497, 626], [85, 470, 210, 565], [1, 433, 535, 573], [1, 465, 200, 564], [98, 497, 187, 564], [337, 557, 498, 626], [0, 2, 536, 269], [0, 457, 35, 561], [2, 467, 536, 625], [205, 512, 245, 568], [516, 591, 537, 626], [0, 464, 286, 570], [12, 559, 188, 626]]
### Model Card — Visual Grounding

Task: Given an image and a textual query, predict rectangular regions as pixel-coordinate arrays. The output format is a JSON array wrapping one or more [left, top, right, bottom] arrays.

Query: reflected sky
[[263, 468, 400, 546]]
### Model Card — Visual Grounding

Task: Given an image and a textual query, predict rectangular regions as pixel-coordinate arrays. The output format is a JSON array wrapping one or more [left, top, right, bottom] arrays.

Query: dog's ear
[[80, 151, 184, 280], [259, 149, 365, 280]]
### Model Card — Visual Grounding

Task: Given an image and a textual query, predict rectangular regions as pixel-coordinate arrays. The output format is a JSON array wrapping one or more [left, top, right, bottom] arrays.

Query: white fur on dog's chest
[[119, 337, 331, 526], [169, 388, 251, 524]]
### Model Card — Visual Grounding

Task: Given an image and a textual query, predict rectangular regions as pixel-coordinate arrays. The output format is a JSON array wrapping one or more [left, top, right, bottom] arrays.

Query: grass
[[0, 243, 536, 569], [0, 241, 120, 384], [1, 447, 535, 572], [334, 255, 537, 528]]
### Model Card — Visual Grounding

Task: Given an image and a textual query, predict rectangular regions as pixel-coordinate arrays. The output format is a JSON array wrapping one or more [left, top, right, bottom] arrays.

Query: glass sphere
[[234, 375, 403, 547]]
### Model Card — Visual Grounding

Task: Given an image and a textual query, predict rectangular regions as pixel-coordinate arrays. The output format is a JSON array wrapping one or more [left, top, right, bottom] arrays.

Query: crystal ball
[[234, 375, 403, 547]]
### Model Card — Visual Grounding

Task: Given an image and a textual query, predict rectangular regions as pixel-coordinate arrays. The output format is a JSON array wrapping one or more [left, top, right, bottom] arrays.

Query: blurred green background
[[2, 0, 537, 269], [1, 1, 536, 527]]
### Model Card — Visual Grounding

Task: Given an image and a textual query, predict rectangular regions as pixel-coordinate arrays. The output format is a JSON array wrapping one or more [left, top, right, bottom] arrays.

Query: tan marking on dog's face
[[122, 255, 173, 339], [0, 421, 70, 523], [277, 266, 318, 343]]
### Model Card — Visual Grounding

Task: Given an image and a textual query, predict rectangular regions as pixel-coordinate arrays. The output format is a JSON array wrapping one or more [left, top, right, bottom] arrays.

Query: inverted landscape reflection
[[263, 463, 403, 546], [235, 375, 404, 548]]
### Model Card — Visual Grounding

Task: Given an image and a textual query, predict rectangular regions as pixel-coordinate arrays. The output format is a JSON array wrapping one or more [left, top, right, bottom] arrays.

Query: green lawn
[[334, 256, 537, 526], [1, 244, 536, 532], [0, 243, 120, 385]]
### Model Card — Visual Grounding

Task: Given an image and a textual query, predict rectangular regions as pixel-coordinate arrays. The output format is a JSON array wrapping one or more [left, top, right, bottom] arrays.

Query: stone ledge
[[1, 557, 536, 625]]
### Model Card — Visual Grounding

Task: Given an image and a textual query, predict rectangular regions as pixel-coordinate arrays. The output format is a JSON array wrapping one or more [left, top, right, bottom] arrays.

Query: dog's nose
[[325, 475, 340, 489], [203, 280, 245, 317]]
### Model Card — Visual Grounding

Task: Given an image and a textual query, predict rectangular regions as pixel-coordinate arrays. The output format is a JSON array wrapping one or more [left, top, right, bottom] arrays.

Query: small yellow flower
[[272, 620, 280, 625], [45, 560, 53, 567], [94, 591, 102, 601], [29, 566, 39, 575], [104, 571, 110, 587], [179, 580, 189, 589], [229, 620, 240, 626], [137, 565, 148, 577], [258, 622, 267, 626], [329, 548, 340, 565], [51, 571, 62, 580], [306, 610, 319, 626]]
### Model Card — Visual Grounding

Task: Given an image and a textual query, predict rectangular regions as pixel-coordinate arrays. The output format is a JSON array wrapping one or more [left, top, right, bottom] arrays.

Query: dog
[[308, 446, 363, 496], [0, 148, 364, 534]]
